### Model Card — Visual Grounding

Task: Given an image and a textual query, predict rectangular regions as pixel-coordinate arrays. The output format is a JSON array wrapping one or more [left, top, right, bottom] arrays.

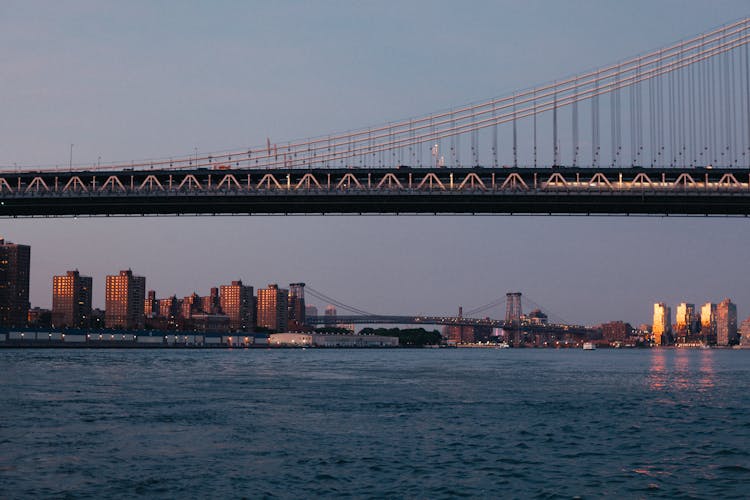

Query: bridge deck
[[1, 167, 749, 216]]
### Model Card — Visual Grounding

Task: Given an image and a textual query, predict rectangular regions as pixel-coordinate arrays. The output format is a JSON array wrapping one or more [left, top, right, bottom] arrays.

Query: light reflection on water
[[648, 347, 716, 394]]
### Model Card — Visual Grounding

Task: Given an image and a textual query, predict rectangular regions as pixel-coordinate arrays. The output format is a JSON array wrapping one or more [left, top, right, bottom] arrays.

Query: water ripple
[[1, 348, 750, 498]]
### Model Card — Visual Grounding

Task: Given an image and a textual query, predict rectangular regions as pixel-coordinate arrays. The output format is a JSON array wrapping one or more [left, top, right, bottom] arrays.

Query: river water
[[1, 348, 749, 498]]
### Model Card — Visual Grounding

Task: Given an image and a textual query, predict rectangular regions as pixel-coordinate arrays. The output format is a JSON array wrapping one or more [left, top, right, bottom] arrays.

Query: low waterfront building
[[190, 313, 230, 333], [136, 332, 164, 344], [270, 332, 312, 346], [269, 332, 398, 347]]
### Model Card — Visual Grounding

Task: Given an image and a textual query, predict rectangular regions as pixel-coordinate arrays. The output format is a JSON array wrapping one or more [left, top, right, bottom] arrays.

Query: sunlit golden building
[[0, 237, 31, 328], [105, 269, 146, 329], [674, 302, 696, 343], [219, 280, 254, 331], [716, 298, 737, 346], [700, 302, 716, 344], [257, 284, 288, 332], [52, 270, 92, 328], [739, 316, 750, 347], [652, 302, 671, 345]]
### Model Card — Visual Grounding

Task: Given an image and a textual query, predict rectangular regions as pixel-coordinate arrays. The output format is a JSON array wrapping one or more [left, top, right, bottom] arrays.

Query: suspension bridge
[[3, 19, 750, 217], [303, 286, 596, 346]]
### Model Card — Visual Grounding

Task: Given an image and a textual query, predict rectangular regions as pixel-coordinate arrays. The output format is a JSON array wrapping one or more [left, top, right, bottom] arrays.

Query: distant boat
[[495, 342, 510, 349], [582, 342, 596, 350]]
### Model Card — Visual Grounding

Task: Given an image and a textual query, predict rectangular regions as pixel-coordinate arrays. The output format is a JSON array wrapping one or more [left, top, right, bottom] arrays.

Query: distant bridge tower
[[505, 292, 522, 324], [505, 292, 523, 346]]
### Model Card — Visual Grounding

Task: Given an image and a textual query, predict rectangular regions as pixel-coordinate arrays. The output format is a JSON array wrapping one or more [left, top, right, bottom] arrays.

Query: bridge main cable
[[5, 17, 750, 173]]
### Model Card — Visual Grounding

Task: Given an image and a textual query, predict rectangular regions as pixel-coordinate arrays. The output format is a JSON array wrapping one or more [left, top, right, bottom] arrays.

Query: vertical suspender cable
[[593, 73, 599, 167], [746, 40, 750, 165], [635, 64, 643, 165], [657, 53, 665, 165], [649, 69, 656, 166], [492, 102, 498, 167], [688, 54, 698, 167], [450, 116, 456, 167], [553, 88, 558, 165], [727, 46, 734, 165], [678, 60, 684, 165], [513, 96, 518, 168], [533, 91, 538, 167], [611, 71, 618, 166], [572, 78, 579, 166], [630, 67, 636, 166], [667, 69, 675, 167]]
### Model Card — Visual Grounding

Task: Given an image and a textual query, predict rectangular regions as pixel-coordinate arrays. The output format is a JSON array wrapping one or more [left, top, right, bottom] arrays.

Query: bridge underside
[[3, 192, 750, 217]]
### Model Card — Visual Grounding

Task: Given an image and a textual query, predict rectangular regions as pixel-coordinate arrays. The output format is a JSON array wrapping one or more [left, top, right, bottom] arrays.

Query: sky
[[1, 0, 749, 325]]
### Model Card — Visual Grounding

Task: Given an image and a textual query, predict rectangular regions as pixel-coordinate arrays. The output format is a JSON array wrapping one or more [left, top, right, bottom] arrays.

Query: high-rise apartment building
[[201, 287, 221, 315], [288, 283, 306, 330], [105, 269, 146, 329], [601, 321, 632, 342], [159, 295, 179, 319], [305, 305, 318, 319], [0, 238, 31, 327], [739, 316, 750, 347], [700, 302, 716, 344], [219, 280, 254, 331], [52, 270, 93, 328], [675, 303, 696, 343], [145, 290, 158, 318], [324, 304, 337, 325], [652, 302, 671, 345], [716, 298, 737, 346], [257, 284, 288, 332], [181, 293, 202, 319]]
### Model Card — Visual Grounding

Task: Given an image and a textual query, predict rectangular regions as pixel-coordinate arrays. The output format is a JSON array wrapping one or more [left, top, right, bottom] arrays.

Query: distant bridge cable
[[304, 286, 376, 316], [463, 297, 507, 317]]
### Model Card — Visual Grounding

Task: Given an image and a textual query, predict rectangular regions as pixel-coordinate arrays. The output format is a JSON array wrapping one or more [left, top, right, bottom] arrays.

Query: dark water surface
[[2, 348, 750, 498]]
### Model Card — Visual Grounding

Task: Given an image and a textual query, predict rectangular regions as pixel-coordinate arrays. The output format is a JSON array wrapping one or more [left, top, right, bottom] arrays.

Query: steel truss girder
[[1, 166, 749, 216]]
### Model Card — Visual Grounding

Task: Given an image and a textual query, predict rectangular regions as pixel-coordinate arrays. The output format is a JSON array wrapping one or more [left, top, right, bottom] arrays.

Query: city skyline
[[3, 1, 750, 326], [4, 236, 747, 334]]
